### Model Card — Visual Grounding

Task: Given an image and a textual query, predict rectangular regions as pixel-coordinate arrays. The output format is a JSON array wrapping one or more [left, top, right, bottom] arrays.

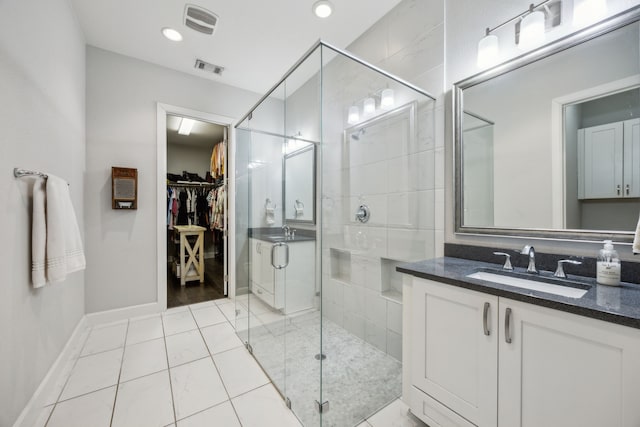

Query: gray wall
[[85, 47, 260, 313], [0, 0, 86, 425], [167, 143, 214, 178]]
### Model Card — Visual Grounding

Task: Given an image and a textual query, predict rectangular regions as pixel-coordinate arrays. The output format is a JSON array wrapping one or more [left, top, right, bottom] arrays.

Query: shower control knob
[[355, 204, 370, 223]]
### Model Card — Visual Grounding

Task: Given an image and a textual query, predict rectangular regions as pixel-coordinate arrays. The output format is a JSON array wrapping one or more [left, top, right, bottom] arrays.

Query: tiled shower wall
[[321, 0, 446, 360]]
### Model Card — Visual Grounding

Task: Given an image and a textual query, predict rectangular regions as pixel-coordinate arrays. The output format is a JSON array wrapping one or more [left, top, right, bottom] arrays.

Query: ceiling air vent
[[195, 59, 225, 76], [184, 4, 218, 35]]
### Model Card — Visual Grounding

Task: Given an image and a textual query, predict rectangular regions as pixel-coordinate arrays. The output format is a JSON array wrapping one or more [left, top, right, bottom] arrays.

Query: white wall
[[445, 0, 640, 259], [315, 0, 444, 361], [85, 47, 260, 313], [0, 0, 86, 425]]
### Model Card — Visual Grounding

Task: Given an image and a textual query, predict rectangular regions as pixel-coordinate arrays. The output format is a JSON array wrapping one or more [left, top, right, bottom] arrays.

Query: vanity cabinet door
[[498, 298, 640, 427], [411, 278, 498, 427], [578, 121, 624, 199], [249, 238, 263, 286]]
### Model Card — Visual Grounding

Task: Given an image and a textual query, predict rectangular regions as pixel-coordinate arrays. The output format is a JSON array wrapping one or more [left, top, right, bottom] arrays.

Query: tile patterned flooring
[[34, 298, 425, 427]]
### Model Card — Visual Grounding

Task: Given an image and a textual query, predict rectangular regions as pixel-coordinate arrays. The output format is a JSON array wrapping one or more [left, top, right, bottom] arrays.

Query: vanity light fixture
[[178, 118, 195, 135], [162, 27, 183, 42], [363, 97, 376, 115], [477, 28, 500, 68], [476, 1, 563, 68], [518, 5, 546, 50], [313, 1, 333, 18], [347, 106, 360, 124], [573, 0, 607, 27], [380, 88, 395, 110]]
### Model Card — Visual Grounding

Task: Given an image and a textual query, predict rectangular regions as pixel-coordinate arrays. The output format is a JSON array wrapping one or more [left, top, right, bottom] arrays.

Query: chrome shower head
[[350, 128, 365, 140]]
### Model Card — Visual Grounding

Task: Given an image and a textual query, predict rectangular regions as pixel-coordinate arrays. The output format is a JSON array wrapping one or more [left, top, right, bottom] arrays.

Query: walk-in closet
[[166, 114, 227, 308]]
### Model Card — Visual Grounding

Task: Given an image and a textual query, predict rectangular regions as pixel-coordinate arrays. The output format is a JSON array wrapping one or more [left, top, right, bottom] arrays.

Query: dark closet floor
[[167, 257, 226, 308]]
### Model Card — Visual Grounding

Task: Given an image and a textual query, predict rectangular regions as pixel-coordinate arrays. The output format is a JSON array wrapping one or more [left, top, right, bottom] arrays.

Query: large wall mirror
[[284, 144, 315, 223], [455, 6, 640, 243]]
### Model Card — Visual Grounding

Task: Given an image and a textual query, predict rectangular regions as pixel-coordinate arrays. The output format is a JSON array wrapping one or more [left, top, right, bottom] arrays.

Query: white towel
[[31, 178, 47, 287], [31, 175, 86, 286], [46, 175, 85, 282], [633, 212, 640, 255]]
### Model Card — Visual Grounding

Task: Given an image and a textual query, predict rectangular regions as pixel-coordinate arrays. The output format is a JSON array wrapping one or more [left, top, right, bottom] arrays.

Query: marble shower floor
[[235, 297, 403, 427]]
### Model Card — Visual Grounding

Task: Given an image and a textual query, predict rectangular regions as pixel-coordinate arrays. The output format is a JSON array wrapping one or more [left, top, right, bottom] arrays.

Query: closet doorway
[[165, 114, 228, 308]]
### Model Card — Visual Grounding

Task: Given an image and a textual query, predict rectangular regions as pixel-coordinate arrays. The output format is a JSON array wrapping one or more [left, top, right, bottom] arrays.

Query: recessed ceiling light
[[162, 27, 183, 42], [313, 1, 333, 18]]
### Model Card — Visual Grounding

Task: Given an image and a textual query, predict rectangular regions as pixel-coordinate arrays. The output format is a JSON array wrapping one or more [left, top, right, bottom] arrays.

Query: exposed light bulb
[[363, 97, 376, 115], [518, 10, 545, 50], [477, 32, 499, 68], [347, 106, 360, 124], [313, 1, 333, 18], [380, 89, 395, 110], [162, 27, 183, 42], [573, 0, 608, 28]]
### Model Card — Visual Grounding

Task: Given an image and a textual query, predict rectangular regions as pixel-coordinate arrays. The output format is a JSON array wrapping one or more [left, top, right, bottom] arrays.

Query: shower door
[[234, 50, 323, 425]]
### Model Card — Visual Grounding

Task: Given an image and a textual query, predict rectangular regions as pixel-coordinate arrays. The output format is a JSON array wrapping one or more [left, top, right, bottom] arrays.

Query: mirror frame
[[454, 5, 640, 243], [283, 144, 316, 225]]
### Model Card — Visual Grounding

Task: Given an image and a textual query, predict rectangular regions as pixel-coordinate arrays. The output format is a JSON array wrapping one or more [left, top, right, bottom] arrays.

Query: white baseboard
[[12, 316, 90, 427], [85, 301, 164, 326]]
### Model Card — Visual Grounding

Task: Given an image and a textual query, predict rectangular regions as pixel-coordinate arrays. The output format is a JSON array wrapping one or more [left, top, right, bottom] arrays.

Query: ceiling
[[70, 0, 403, 95], [167, 115, 225, 148]]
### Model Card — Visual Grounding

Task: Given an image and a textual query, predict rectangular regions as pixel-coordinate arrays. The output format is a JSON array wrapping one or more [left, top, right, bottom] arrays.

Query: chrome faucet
[[520, 245, 538, 274], [282, 224, 291, 238]]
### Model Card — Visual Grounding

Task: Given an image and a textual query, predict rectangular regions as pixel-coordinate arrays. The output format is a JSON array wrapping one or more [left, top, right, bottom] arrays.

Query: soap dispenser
[[597, 240, 621, 286]]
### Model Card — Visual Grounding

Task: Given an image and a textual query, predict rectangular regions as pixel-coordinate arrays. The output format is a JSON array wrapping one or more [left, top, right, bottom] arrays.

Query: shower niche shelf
[[381, 258, 404, 304], [330, 248, 351, 283]]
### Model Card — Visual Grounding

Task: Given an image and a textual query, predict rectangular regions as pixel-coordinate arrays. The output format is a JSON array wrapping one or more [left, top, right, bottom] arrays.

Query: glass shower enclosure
[[234, 41, 436, 426]]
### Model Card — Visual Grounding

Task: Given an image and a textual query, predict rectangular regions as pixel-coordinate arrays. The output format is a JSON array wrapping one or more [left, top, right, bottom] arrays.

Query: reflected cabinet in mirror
[[284, 144, 315, 223], [455, 6, 640, 242]]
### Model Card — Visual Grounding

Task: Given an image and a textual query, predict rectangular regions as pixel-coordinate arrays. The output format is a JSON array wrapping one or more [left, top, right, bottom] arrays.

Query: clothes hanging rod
[[14, 168, 48, 179], [167, 181, 222, 188]]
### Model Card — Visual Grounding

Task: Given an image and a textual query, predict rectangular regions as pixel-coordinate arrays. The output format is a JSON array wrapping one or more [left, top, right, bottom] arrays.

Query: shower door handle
[[271, 242, 289, 270]]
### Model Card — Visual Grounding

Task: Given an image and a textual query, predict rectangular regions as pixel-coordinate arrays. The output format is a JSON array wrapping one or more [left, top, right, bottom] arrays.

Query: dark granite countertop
[[397, 257, 640, 330], [249, 227, 316, 243]]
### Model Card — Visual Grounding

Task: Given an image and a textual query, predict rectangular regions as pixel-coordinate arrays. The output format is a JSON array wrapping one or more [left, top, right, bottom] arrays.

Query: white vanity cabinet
[[498, 297, 640, 427], [578, 118, 640, 199], [408, 276, 640, 427], [249, 237, 315, 314], [249, 238, 282, 309], [410, 279, 498, 427]]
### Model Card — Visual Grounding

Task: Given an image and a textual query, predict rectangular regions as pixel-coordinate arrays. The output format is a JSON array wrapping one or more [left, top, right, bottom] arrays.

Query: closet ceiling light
[[347, 106, 360, 124], [380, 89, 395, 110], [178, 118, 195, 135], [313, 1, 333, 18], [573, 0, 607, 27], [162, 27, 183, 42]]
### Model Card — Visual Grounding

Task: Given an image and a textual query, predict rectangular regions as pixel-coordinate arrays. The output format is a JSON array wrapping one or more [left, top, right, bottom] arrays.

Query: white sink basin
[[467, 271, 589, 299]]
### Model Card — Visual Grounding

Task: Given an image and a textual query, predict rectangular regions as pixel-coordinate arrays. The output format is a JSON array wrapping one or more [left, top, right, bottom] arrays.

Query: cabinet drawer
[[252, 281, 275, 308], [410, 386, 476, 427]]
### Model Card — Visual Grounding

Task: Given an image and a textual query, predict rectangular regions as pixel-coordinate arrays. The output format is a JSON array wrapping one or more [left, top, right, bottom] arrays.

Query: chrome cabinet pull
[[626, 184, 630, 195], [617, 185, 621, 195], [505, 307, 513, 344], [483, 302, 491, 336]]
